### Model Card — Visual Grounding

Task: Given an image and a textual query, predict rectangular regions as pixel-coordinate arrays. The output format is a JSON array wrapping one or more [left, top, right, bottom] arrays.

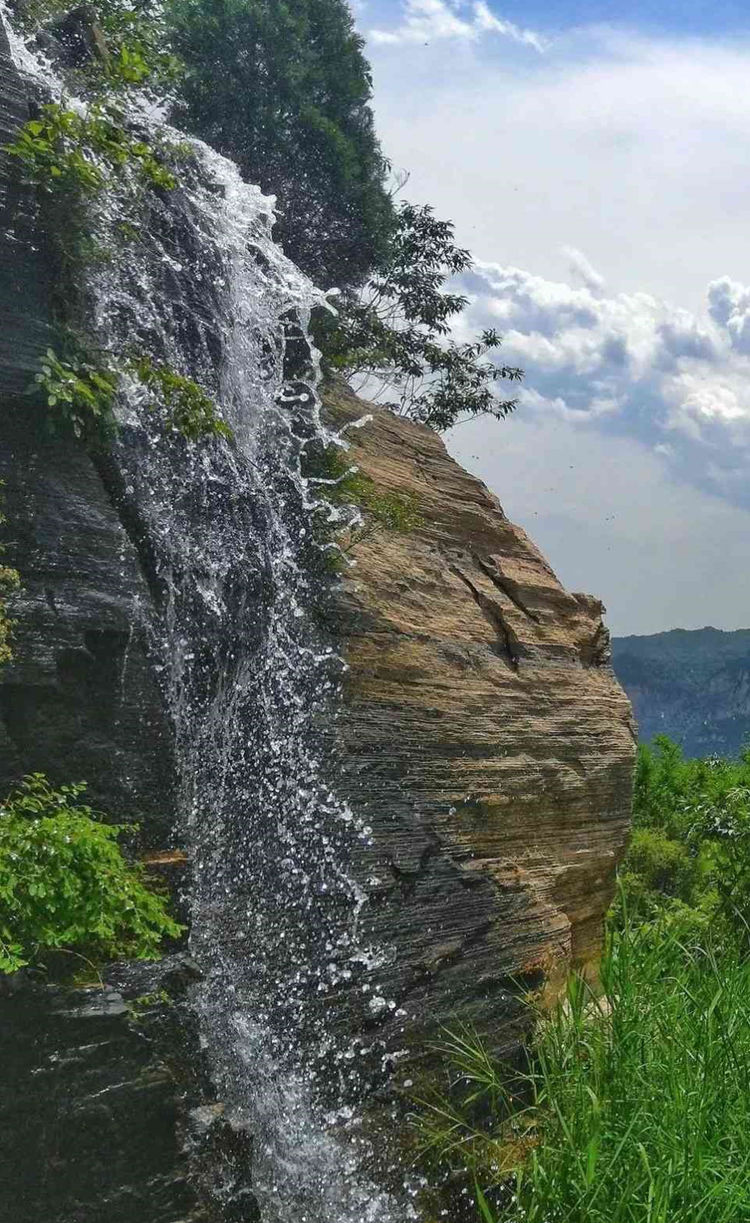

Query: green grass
[[425, 922, 750, 1223], [420, 740, 750, 1222]]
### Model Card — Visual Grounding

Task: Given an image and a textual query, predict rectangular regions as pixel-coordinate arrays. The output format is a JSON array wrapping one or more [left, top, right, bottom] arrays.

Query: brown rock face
[[326, 384, 636, 1047]]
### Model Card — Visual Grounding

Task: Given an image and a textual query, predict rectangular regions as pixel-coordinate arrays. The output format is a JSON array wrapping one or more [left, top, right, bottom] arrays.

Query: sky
[[355, 0, 750, 635]]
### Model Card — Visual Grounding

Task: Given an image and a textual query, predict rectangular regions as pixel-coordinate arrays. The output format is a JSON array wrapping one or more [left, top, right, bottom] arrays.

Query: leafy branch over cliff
[[315, 201, 523, 430]]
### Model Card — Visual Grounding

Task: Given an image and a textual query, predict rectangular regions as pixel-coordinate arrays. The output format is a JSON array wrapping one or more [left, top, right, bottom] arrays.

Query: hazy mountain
[[612, 627, 750, 758]]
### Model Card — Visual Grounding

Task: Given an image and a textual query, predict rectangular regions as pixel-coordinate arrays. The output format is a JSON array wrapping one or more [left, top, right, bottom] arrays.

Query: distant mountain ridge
[[612, 627, 750, 758]]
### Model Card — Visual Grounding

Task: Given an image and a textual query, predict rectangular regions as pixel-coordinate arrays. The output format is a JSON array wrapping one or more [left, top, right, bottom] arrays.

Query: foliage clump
[[133, 355, 233, 441], [0, 566, 20, 668], [315, 203, 523, 430], [30, 348, 234, 444], [166, 0, 394, 289], [96, 1, 184, 92], [34, 345, 119, 439], [612, 735, 750, 950], [0, 774, 183, 974], [11, 0, 183, 93], [6, 101, 179, 195], [0, 486, 20, 668]]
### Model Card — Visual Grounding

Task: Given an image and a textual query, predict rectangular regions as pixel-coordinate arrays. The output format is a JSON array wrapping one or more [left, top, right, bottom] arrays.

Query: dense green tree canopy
[[166, 0, 394, 288]]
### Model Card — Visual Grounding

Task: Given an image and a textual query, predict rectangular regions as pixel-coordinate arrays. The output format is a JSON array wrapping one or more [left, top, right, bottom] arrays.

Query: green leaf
[[474, 1182, 496, 1223]]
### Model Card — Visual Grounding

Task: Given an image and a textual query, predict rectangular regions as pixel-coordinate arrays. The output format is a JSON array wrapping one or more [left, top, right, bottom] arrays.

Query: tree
[[165, 0, 394, 288], [314, 202, 523, 430]]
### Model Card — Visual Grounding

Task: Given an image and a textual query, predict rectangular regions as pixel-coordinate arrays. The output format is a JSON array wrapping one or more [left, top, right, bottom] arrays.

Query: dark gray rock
[[0, 976, 199, 1223], [0, 19, 54, 395], [0, 409, 177, 839]]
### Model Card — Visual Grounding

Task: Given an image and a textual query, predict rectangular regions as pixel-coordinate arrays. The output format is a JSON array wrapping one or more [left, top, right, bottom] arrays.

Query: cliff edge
[[327, 383, 635, 1049]]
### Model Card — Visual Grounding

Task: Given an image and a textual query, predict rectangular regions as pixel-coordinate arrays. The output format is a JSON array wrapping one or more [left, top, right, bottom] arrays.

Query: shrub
[[617, 738, 750, 948], [8, 0, 183, 93], [0, 774, 183, 974], [623, 826, 696, 902]]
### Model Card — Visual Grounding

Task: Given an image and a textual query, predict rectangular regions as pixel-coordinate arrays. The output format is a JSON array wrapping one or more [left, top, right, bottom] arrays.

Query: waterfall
[[2, 16, 413, 1220]]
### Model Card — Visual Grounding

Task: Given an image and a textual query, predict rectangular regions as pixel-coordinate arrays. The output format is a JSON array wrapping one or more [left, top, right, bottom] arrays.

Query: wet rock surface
[[0, 20, 53, 395], [0, 974, 198, 1223], [0, 962, 260, 1223], [0, 410, 178, 838]]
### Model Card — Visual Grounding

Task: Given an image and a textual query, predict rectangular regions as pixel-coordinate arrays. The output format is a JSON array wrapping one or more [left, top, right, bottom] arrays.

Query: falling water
[[3, 15, 412, 1220]]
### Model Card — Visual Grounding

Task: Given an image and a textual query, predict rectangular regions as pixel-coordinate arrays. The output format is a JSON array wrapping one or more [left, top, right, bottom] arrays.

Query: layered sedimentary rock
[[326, 384, 636, 1047], [0, 17, 635, 1216]]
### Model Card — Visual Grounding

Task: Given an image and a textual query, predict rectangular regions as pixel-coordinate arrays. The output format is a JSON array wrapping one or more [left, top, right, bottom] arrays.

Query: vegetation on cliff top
[[7, 0, 524, 433], [166, 0, 394, 291], [164, 0, 523, 428]]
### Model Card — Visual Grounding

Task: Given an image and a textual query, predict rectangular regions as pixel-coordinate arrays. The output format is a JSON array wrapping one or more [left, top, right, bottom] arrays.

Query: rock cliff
[[613, 627, 750, 758], [327, 386, 635, 1053], [0, 19, 635, 1218]]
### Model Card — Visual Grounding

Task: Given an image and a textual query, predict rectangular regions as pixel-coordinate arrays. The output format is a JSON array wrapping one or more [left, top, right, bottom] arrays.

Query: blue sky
[[368, 0, 750, 38], [353, 0, 750, 634]]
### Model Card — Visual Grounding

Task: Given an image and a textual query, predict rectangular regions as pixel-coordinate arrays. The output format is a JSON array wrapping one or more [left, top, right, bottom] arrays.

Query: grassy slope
[[423, 738, 750, 1222]]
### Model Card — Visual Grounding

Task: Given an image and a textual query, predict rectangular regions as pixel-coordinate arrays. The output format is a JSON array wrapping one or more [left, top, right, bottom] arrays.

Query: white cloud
[[368, 28, 750, 314], [458, 261, 750, 507], [562, 246, 606, 294], [369, 0, 545, 51], [365, 17, 750, 629]]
